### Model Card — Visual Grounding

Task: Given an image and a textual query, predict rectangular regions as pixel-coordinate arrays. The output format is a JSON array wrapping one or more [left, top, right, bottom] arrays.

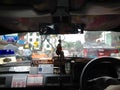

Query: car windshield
[[0, 31, 119, 64]]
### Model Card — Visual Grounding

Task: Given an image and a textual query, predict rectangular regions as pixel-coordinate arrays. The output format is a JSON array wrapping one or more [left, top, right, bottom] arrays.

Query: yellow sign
[[24, 44, 29, 49], [33, 41, 39, 48]]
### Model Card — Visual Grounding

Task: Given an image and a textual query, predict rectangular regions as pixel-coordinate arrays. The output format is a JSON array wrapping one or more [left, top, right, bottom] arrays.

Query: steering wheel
[[80, 56, 120, 90]]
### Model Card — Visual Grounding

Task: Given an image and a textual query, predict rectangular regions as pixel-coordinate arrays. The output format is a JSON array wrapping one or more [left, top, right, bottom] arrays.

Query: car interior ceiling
[[0, 0, 119, 35]]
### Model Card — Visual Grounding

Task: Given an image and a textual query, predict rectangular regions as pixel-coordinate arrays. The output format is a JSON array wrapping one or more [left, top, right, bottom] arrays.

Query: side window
[[36, 33, 39, 36], [29, 38, 32, 42], [47, 44, 50, 48], [36, 38, 39, 41], [30, 33, 33, 36]]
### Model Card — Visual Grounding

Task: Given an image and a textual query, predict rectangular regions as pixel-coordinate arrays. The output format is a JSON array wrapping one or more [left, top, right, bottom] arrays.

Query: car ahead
[[0, 0, 120, 90]]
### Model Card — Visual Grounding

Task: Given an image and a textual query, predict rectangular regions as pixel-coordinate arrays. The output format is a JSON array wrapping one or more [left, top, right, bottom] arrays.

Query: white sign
[[38, 64, 53, 73], [11, 75, 27, 88]]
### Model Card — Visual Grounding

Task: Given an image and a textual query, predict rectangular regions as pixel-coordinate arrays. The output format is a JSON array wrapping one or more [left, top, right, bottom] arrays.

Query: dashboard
[[0, 73, 73, 88], [0, 57, 119, 89]]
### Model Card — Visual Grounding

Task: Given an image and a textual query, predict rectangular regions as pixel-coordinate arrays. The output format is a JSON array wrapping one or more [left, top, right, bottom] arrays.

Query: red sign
[[27, 74, 43, 86]]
